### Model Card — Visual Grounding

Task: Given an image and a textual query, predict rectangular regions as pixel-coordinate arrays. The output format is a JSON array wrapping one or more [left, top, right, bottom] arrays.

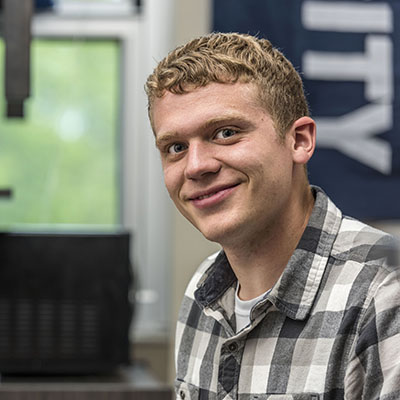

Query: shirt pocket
[[175, 380, 200, 400]]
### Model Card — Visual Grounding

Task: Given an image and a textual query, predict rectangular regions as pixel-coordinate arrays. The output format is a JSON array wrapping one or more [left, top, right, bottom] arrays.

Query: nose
[[184, 141, 221, 180]]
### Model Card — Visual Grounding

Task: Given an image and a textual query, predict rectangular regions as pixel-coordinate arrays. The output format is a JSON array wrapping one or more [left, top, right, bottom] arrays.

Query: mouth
[[196, 191, 224, 201], [188, 183, 240, 209]]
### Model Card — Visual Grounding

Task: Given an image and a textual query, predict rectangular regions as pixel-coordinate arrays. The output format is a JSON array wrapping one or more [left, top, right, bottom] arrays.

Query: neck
[[224, 184, 314, 301]]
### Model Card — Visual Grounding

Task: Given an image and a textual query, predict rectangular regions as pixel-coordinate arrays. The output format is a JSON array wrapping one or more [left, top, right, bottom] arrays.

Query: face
[[152, 82, 302, 246]]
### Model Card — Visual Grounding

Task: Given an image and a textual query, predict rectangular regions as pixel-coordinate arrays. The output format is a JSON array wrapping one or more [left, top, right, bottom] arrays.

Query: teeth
[[197, 192, 216, 200]]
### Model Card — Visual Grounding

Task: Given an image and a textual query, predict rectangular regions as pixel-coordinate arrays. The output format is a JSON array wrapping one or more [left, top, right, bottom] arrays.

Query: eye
[[168, 142, 187, 154], [215, 128, 238, 140]]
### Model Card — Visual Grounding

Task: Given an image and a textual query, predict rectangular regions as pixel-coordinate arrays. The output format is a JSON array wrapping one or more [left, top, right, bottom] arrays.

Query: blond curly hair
[[145, 32, 309, 138]]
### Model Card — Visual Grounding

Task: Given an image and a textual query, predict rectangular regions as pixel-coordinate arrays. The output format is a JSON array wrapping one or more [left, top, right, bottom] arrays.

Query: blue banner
[[214, 0, 400, 219]]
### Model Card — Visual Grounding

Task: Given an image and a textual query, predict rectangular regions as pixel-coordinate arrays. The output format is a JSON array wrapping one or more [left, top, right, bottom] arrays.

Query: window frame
[[32, 4, 174, 342]]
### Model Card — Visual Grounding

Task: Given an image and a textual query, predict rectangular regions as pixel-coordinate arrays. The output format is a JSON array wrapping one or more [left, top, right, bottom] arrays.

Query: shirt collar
[[194, 250, 236, 308], [194, 186, 342, 320]]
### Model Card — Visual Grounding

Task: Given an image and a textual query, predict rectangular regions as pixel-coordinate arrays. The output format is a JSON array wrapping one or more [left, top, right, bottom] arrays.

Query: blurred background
[[0, 0, 398, 387]]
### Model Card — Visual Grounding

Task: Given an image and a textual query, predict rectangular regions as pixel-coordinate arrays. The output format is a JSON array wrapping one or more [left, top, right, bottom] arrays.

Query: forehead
[[151, 82, 265, 135]]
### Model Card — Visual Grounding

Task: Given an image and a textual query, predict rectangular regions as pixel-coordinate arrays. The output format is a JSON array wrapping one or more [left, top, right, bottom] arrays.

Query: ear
[[289, 116, 316, 165]]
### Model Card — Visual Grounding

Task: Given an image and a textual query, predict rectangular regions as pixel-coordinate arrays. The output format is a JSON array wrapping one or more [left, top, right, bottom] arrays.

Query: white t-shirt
[[235, 283, 270, 333]]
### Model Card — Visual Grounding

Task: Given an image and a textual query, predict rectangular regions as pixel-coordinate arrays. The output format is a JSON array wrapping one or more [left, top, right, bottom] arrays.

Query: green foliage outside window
[[0, 39, 120, 228]]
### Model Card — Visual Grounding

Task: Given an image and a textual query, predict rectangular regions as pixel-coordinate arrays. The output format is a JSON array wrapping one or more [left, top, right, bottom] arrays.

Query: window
[[0, 38, 120, 228]]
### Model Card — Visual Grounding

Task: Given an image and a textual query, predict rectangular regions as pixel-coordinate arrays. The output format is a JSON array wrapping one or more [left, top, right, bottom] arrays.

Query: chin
[[185, 209, 246, 245], [197, 222, 239, 245]]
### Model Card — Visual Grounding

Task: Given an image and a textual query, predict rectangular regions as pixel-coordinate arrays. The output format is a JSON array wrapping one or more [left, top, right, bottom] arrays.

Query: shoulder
[[332, 215, 397, 266], [175, 251, 222, 355], [344, 236, 400, 398], [326, 215, 399, 319]]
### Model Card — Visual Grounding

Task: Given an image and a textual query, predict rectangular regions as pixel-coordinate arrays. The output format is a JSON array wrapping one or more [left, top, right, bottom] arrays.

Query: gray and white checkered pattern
[[175, 187, 400, 400]]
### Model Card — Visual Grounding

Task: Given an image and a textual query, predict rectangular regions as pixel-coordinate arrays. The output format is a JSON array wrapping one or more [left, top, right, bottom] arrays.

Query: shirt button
[[228, 342, 238, 352], [179, 390, 185, 399]]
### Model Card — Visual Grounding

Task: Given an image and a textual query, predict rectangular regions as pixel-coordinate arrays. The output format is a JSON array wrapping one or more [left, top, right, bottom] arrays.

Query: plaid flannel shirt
[[175, 186, 400, 400]]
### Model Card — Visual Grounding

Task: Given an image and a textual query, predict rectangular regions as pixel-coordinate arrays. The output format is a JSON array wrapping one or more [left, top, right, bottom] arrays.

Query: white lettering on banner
[[301, 0, 394, 174], [303, 36, 393, 102], [315, 104, 392, 174], [302, 1, 393, 33]]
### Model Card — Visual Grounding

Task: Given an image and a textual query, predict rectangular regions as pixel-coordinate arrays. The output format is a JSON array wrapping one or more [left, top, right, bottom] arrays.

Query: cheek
[[239, 148, 292, 188], [163, 165, 181, 198], [227, 145, 269, 173]]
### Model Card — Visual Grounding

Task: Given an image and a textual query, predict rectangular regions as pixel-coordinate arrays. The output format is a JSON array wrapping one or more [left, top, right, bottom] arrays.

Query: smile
[[189, 184, 240, 209]]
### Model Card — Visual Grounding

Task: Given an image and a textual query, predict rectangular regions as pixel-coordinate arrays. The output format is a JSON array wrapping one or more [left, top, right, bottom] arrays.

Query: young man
[[146, 33, 400, 399]]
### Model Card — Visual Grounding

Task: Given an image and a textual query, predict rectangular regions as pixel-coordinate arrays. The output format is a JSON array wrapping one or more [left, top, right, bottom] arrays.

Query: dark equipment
[[0, 230, 133, 375], [3, 0, 33, 118]]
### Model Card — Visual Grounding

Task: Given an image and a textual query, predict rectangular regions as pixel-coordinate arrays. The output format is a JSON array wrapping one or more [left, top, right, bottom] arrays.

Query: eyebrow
[[155, 132, 179, 149], [203, 114, 252, 129]]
